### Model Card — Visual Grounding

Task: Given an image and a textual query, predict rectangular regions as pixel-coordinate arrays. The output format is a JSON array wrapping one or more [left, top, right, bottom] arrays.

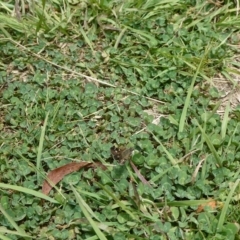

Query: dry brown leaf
[[42, 161, 107, 195], [196, 199, 217, 213]]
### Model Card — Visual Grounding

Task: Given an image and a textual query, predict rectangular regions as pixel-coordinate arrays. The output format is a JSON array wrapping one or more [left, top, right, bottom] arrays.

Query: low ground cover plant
[[0, 0, 240, 239]]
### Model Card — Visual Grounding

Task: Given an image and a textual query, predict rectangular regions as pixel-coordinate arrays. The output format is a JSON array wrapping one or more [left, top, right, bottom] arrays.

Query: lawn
[[0, 0, 240, 239]]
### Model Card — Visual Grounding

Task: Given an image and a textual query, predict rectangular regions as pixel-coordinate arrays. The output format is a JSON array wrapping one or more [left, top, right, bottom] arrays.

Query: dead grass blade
[[129, 160, 151, 186]]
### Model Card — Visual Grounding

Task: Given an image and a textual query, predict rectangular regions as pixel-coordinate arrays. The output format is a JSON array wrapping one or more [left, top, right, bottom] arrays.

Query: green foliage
[[0, 0, 240, 239]]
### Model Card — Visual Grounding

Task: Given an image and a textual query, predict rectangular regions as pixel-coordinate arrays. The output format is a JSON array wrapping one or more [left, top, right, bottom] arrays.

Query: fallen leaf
[[42, 161, 107, 195], [196, 199, 217, 213]]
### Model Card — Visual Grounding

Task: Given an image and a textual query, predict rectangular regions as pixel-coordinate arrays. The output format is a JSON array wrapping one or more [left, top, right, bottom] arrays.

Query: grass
[[0, 0, 240, 239]]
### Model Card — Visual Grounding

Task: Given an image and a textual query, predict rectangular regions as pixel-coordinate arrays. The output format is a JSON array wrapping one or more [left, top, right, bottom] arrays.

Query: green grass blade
[[0, 233, 12, 240], [79, 25, 96, 59], [216, 179, 240, 232], [150, 165, 176, 183], [41, 0, 46, 9], [70, 185, 108, 240], [196, 121, 222, 167], [0, 183, 59, 204], [85, 236, 99, 240], [155, 199, 214, 207], [0, 26, 12, 38], [96, 182, 139, 222], [0, 13, 26, 33], [72, 188, 100, 221], [16, 151, 66, 201], [221, 70, 238, 86], [179, 56, 205, 132], [37, 111, 49, 181], [114, 27, 127, 49], [221, 101, 230, 139], [142, 0, 179, 10], [225, 122, 240, 153], [125, 26, 158, 47], [206, 101, 222, 122], [149, 131, 179, 167], [0, 204, 28, 237], [0, 227, 33, 239]]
